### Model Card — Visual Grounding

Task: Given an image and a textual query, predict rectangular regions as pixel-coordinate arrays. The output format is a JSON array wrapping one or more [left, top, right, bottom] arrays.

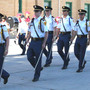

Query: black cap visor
[[34, 10, 41, 12], [79, 13, 85, 15], [62, 10, 69, 12], [45, 9, 52, 11]]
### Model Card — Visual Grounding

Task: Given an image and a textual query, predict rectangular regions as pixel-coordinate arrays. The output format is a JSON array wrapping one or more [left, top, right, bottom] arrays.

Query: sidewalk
[[0, 39, 90, 90]]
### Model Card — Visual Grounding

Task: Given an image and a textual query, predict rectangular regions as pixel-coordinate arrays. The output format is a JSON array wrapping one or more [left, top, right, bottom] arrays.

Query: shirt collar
[[35, 16, 42, 21], [45, 14, 52, 18], [79, 17, 86, 22], [62, 15, 70, 19]]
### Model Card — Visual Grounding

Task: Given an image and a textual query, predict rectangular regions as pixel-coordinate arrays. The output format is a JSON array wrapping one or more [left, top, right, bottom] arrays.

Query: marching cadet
[[57, 6, 75, 69], [43, 6, 57, 67], [70, 9, 90, 72], [0, 14, 10, 84], [17, 15, 28, 55], [26, 5, 48, 82]]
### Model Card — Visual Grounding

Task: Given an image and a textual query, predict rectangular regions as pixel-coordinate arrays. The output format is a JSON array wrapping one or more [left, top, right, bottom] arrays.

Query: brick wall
[[52, 0, 90, 20], [52, 0, 59, 17], [0, 0, 18, 16], [0, 0, 90, 20], [22, 0, 35, 18]]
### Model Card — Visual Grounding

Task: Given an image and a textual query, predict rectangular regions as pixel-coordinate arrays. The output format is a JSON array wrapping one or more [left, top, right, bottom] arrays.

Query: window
[[66, 2, 72, 17], [18, 0, 22, 13], [44, 0, 51, 7], [85, 4, 90, 20]]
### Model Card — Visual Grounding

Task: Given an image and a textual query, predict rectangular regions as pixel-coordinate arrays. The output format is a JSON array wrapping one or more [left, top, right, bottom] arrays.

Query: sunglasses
[[45, 10, 50, 12], [79, 13, 85, 15], [34, 10, 40, 12], [62, 10, 68, 12]]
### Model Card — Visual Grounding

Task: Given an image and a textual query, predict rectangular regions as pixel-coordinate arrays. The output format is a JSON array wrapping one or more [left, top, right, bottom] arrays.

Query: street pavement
[[0, 39, 90, 90]]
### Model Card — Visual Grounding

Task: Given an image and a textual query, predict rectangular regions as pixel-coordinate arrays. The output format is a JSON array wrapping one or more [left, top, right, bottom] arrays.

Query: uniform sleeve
[[88, 21, 90, 31], [74, 23, 78, 31], [43, 21, 48, 32], [28, 22, 32, 32], [53, 18, 57, 28], [3, 26, 9, 39], [70, 19, 76, 30]]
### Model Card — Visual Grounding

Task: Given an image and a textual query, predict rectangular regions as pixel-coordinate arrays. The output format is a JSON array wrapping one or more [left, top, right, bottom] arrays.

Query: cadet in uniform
[[57, 6, 75, 69], [0, 15, 10, 84], [17, 15, 28, 55], [70, 9, 90, 72], [43, 6, 57, 67], [26, 5, 48, 82]]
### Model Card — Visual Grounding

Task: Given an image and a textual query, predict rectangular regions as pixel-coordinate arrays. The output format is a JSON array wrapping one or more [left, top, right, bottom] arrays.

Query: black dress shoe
[[14, 40, 16, 44], [32, 78, 39, 82], [76, 69, 83, 73], [44, 64, 50, 67], [4, 75, 10, 84], [82, 61, 87, 69], [62, 66, 67, 70], [20, 53, 25, 55]]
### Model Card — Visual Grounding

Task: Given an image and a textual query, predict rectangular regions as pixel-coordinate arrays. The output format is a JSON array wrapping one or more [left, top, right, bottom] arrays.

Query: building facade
[[0, 0, 90, 20]]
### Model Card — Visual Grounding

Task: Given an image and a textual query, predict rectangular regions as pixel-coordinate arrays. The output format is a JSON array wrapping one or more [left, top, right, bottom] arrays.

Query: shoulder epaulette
[[86, 19, 88, 22], [70, 17, 73, 19], [31, 18, 34, 23], [52, 16, 54, 18], [76, 20, 79, 24], [42, 16, 45, 20]]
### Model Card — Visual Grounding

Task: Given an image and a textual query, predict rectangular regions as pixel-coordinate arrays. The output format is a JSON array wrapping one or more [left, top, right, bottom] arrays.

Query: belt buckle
[[78, 35, 81, 38], [80, 35, 82, 38], [33, 38, 36, 41]]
